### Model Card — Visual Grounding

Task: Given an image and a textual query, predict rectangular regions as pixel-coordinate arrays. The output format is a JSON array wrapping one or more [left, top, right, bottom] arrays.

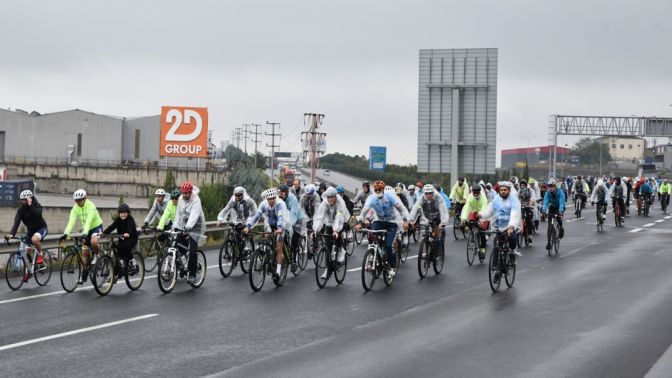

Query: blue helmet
[[336, 185, 345, 194], [305, 184, 316, 195]]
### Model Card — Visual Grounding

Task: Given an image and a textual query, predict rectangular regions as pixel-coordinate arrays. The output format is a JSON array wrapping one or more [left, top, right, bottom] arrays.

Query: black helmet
[[519, 180, 528, 186], [471, 184, 482, 192], [170, 189, 181, 200], [362, 181, 370, 187], [458, 176, 465, 181], [118, 203, 130, 214], [278, 184, 289, 193], [319, 183, 327, 191]]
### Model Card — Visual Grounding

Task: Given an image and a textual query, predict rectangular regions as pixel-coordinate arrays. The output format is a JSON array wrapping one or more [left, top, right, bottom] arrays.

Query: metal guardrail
[[0, 221, 227, 257]]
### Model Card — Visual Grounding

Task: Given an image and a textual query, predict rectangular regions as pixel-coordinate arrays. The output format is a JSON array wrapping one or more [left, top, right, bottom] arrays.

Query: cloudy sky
[[1, 0, 670, 165]]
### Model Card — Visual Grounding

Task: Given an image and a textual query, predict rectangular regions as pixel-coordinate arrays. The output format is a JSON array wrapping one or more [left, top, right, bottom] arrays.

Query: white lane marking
[[655, 220, 665, 223], [0, 264, 221, 306], [643, 223, 656, 227], [665, 216, 672, 219], [347, 254, 419, 272], [629, 228, 643, 233], [0, 314, 158, 352], [559, 242, 597, 259]]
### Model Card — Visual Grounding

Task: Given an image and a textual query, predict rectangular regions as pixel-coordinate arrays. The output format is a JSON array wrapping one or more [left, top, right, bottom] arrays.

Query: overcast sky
[[1, 0, 670, 166]]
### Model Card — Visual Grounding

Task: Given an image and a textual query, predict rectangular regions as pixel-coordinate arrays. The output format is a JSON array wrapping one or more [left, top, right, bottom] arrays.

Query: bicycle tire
[[272, 256, 288, 287], [354, 229, 363, 245], [346, 234, 356, 257], [189, 250, 207, 288], [93, 255, 114, 296], [361, 248, 376, 291], [433, 242, 445, 275], [453, 218, 460, 240], [489, 247, 502, 293], [158, 253, 177, 294], [418, 240, 430, 279], [412, 225, 420, 243], [249, 249, 267, 292], [553, 234, 560, 256], [505, 253, 516, 288], [334, 254, 347, 285], [143, 239, 161, 273], [239, 238, 253, 274], [315, 248, 329, 289], [297, 236, 308, 271], [400, 233, 409, 263], [60, 252, 81, 293], [516, 230, 523, 249], [125, 252, 145, 291], [547, 222, 555, 257], [5, 253, 25, 291], [466, 230, 477, 266], [218, 240, 236, 278], [34, 250, 53, 286]]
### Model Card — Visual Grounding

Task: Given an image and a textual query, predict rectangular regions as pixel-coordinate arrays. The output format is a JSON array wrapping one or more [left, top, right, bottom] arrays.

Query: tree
[[254, 151, 268, 169], [164, 168, 176, 190], [572, 137, 611, 165]]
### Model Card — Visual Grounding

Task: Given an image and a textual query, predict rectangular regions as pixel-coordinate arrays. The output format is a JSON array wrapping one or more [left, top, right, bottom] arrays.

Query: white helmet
[[233, 186, 245, 195], [384, 185, 394, 193], [423, 184, 435, 194], [407, 185, 416, 191], [324, 187, 338, 197], [73, 189, 87, 200], [263, 188, 278, 199], [155, 189, 166, 196], [19, 190, 33, 199], [305, 184, 316, 195], [498, 181, 513, 189]]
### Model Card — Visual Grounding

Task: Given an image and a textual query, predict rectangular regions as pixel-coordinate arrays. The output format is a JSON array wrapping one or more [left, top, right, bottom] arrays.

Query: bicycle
[[60, 236, 93, 293], [594, 201, 605, 232], [157, 229, 207, 294], [465, 221, 485, 266], [643, 194, 652, 217], [417, 223, 445, 278], [313, 233, 347, 288], [487, 228, 516, 293], [661, 193, 669, 213], [218, 222, 255, 278], [394, 229, 410, 264], [546, 213, 561, 256], [92, 234, 145, 296], [4, 236, 53, 291], [140, 226, 168, 272], [452, 202, 466, 240], [613, 198, 624, 227], [361, 228, 398, 291], [574, 194, 584, 218], [517, 206, 535, 248], [248, 231, 290, 292]]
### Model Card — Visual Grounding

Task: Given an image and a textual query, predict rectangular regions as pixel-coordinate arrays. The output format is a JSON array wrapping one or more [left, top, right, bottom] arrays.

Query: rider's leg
[[275, 232, 284, 275], [384, 223, 398, 268], [186, 236, 198, 277]]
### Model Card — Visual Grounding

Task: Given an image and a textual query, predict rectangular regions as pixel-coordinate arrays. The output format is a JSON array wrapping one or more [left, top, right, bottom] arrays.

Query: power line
[[266, 122, 281, 181], [250, 123, 262, 168]]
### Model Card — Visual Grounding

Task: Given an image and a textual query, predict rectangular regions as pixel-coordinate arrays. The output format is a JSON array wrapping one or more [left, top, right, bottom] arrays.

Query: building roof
[[501, 145, 571, 155], [1, 106, 155, 121]]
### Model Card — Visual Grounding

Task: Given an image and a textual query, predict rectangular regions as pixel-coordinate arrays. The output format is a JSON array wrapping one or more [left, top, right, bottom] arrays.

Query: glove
[[59, 234, 67, 242], [143, 222, 149, 227]]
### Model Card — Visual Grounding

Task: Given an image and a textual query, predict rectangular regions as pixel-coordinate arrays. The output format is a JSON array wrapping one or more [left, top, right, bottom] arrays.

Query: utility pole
[[242, 124, 250, 154], [266, 122, 281, 183], [302, 113, 326, 183], [235, 128, 242, 149], [250, 123, 262, 168]]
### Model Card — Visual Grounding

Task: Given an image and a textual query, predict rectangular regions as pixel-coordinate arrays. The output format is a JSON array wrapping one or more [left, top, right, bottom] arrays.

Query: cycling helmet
[[19, 190, 33, 199], [384, 185, 394, 193], [458, 176, 465, 182], [547, 179, 557, 186], [73, 189, 87, 200], [519, 180, 528, 186], [528, 178, 536, 185], [233, 186, 245, 195], [118, 203, 130, 213], [180, 181, 193, 193], [423, 184, 435, 194], [319, 183, 327, 191], [362, 181, 370, 188], [498, 181, 513, 190], [471, 184, 482, 192], [263, 188, 278, 199], [324, 187, 338, 197], [278, 184, 289, 193], [408, 185, 416, 191], [305, 184, 316, 195], [336, 185, 345, 194], [170, 189, 181, 200], [155, 189, 166, 196], [373, 180, 385, 191]]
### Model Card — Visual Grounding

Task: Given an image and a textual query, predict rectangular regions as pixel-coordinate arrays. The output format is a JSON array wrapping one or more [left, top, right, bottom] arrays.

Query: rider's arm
[[460, 198, 471, 221], [82, 203, 99, 234], [508, 197, 522, 230], [185, 199, 204, 231], [479, 201, 494, 219], [247, 197, 258, 217], [312, 202, 327, 232], [392, 195, 410, 222], [144, 200, 157, 224], [542, 192, 550, 213], [157, 202, 174, 230], [102, 218, 118, 235], [333, 207, 346, 233], [9, 207, 23, 236], [409, 197, 422, 221], [128, 217, 139, 240], [438, 195, 450, 226], [558, 190, 566, 213], [358, 196, 373, 222], [63, 205, 78, 235], [246, 202, 265, 229], [217, 198, 235, 223]]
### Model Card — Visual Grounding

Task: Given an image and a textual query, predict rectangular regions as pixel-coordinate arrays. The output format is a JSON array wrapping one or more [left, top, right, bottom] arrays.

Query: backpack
[[613, 185, 623, 197]]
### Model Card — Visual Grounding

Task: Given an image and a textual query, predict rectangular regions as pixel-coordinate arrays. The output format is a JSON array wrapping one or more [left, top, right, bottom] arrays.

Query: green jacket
[[158, 200, 177, 230], [660, 183, 671, 194], [460, 193, 488, 221], [64, 200, 103, 235]]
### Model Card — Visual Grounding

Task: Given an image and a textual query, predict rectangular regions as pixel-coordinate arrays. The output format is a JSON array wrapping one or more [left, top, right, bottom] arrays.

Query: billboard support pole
[[451, 88, 461, 182]]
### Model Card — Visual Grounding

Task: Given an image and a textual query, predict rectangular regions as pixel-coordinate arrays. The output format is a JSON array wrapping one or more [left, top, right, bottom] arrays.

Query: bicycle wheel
[[432, 241, 445, 275], [125, 252, 145, 291], [249, 249, 267, 292], [505, 253, 516, 288], [489, 247, 502, 293], [553, 233, 560, 256], [297, 236, 308, 271], [314, 248, 329, 289], [399, 233, 409, 263], [334, 254, 347, 285], [158, 253, 177, 294], [346, 234, 356, 257], [5, 253, 26, 291], [142, 240, 159, 273], [218, 241, 236, 278], [60, 252, 81, 293], [239, 239, 253, 274], [190, 250, 207, 288], [412, 225, 420, 242], [92, 255, 114, 296], [361, 248, 376, 291], [354, 229, 363, 245], [466, 230, 477, 266], [453, 218, 460, 240], [272, 256, 288, 287], [547, 223, 555, 257], [516, 230, 523, 249], [34, 250, 53, 286]]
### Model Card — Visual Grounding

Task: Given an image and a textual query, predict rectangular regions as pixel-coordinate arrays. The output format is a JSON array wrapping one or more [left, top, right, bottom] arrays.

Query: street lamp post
[[520, 134, 536, 169]]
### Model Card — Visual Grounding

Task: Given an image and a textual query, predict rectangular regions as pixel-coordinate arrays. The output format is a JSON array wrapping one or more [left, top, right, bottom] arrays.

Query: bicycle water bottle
[[331, 246, 337, 261], [14, 253, 24, 272]]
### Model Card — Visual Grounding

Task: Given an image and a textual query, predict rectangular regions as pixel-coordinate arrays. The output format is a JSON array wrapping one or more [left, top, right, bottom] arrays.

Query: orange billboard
[[160, 106, 209, 158]]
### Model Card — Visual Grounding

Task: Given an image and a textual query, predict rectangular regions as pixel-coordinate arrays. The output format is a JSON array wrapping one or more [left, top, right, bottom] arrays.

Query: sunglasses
[[234, 193, 243, 197]]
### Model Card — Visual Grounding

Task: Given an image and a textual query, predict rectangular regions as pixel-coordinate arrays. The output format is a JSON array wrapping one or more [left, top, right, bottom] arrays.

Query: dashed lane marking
[[629, 228, 643, 233]]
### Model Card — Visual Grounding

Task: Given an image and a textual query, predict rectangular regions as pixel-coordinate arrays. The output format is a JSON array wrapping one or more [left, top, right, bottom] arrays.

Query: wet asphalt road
[[1, 203, 672, 377]]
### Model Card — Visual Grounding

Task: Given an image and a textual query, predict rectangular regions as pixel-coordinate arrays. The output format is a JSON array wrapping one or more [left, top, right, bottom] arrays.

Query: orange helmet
[[373, 180, 385, 191]]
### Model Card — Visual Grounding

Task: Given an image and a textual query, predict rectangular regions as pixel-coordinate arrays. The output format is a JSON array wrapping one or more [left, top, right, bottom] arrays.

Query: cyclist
[[395, 186, 411, 211], [659, 179, 671, 211], [517, 180, 536, 244], [571, 175, 589, 211], [590, 179, 609, 221], [542, 179, 566, 250], [7, 190, 48, 276], [317, 183, 328, 197], [528, 178, 541, 229], [474, 181, 522, 259], [102, 203, 139, 277], [143, 189, 166, 226], [60, 189, 104, 284], [278, 184, 303, 268], [639, 179, 654, 213], [353, 181, 371, 208], [312, 187, 351, 279], [290, 179, 303, 198], [609, 177, 626, 223], [460, 184, 488, 258], [174, 181, 206, 283], [409, 184, 449, 256], [216, 186, 257, 254], [354, 180, 410, 279], [624, 177, 633, 215], [244, 188, 291, 279], [157, 189, 180, 232], [407, 185, 417, 207], [449, 177, 469, 209]]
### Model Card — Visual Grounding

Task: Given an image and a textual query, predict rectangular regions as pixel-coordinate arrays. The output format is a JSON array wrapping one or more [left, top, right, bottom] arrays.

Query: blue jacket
[[542, 189, 566, 214], [440, 189, 452, 209], [247, 199, 288, 230], [284, 192, 303, 225], [639, 183, 653, 195], [359, 192, 410, 223]]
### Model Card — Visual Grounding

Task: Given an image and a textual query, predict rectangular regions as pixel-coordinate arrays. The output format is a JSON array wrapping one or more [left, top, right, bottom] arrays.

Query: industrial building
[[500, 145, 570, 169], [0, 108, 207, 168], [597, 136, 645, 163]]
